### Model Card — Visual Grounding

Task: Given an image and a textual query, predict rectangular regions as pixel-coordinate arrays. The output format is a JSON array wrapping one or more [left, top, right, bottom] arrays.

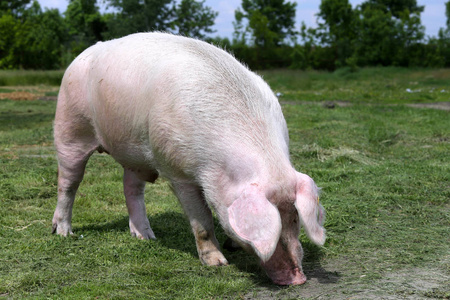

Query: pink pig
[[52, 32, 326, 285]]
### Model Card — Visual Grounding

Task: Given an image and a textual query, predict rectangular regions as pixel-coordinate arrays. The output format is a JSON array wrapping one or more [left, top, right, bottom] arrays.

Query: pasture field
[[0, 68, 449, 299]]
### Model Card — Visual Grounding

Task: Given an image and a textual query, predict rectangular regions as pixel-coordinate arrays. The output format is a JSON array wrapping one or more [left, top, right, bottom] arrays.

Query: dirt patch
[[0, 86, 58, 101], [242, 261, 449, 299], [37, 96, 57, 101], [0, 91, 38, 101], [406, 102, 450, 111]]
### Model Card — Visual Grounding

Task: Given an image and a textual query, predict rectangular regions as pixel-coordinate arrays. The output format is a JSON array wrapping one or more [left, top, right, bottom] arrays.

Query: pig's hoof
[[51, 222, 73, 236], [200, 251, 229, 266], [130, 227, 156, 240], [129, 218, 156, 240]]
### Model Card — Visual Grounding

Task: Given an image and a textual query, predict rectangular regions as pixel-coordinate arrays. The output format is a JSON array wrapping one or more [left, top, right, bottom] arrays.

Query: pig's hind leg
[[123, 168, 156, 240], [171, 181, 228, 266], [52, 131, 98, 236]]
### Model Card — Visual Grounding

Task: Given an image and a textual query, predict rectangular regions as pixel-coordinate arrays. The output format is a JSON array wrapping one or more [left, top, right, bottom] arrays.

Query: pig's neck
[[201, 152, 296, 208]]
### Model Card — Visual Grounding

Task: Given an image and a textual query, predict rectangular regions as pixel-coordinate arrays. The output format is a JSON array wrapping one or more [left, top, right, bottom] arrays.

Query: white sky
[[37, 0, 447, 39]]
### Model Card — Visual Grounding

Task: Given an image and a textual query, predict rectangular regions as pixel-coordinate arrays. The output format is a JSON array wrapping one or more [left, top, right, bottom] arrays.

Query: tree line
[[0, 0, 449, 70]]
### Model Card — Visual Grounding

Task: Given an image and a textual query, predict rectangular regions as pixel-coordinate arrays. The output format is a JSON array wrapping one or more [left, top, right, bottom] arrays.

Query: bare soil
[[0, 86, 58, 101], [406, 102, 450, 111], [0, 91, 38, 101], [243, 259, 449, 299]]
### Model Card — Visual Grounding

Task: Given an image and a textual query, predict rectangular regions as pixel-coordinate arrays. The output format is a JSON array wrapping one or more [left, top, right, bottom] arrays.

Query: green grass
[[0, 70, 64, 86], [260, 67, 450, 104], [0, 68, 449, 299]]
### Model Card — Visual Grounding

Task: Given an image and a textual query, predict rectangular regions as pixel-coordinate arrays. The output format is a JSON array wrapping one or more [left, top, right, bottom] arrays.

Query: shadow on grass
[[76, 211, 339, 287], [303, 263, 340, 284], [76, 216, 130, 234]]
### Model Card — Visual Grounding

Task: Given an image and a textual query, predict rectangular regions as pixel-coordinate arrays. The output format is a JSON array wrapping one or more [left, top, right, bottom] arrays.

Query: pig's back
[[74, 33, 289, 179]]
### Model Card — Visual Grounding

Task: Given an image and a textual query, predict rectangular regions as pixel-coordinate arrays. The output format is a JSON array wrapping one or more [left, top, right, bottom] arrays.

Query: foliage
[[231, 0, 297, 69], [447, 1, 450, 28], [104, 0, 175, 39], [0, 0, 449, 70], [302, 0, 427, 69], [360, 0, 424, 18], [173, 0, 218, 39], [229, 0, 447, 70], [232, 44, 294, 69], [355, 0, 425, 67], [0, 1, 66, 69], [315, 0, 356, 68], [64, 0, 107, 59], [0, 0, 218, 69], [104, 0, 217, 40], [0, 0, 31, 16], [233, 0, 297, 47], [65, 0, 105, 42]]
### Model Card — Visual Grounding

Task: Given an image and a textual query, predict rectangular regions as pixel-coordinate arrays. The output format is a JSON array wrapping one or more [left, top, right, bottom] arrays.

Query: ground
[[0, 76, 448, 299], [243, 259, 449, 299]]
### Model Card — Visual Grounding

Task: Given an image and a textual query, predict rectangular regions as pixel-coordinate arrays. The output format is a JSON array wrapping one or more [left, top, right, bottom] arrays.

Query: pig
[[52, 32, 326, 286]]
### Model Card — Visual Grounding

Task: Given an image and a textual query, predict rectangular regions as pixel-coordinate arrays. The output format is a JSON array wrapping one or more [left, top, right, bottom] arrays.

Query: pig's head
[[225, 172, 325, 285]]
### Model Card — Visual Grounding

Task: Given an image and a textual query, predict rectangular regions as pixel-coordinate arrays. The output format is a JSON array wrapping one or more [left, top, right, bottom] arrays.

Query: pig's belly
[[103, 142, 159, 183]]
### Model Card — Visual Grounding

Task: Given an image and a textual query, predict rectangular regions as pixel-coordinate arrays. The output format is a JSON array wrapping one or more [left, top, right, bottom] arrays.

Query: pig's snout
[[263, 265, 307, 286], [260, 239, 306, 285]]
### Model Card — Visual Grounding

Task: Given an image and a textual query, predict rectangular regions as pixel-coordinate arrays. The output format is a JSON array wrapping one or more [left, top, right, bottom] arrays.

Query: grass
[[260, 67, 450, 104], [0, 70, 64, 86], [0, 68, 449, 299]]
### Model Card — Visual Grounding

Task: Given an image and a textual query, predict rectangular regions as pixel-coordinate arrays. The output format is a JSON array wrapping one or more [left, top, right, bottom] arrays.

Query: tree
[[64, 0, 107, 58], [392, 8, 425, 65], [104, 0, 218, 40], [233, 0, 297, 47], [435, 1, 450, 67], [446, 1, 450, 29], [316, 0, 356, 67], [104, 0, 175, 39], [0, 12, 17, 68], [0, 0, 31, 16], [0, 1, 67, 69], [173, 0, 217, 39], [352, 0, 425, 66], [360, 0, 424, 18], [65, 0, 106, 42]]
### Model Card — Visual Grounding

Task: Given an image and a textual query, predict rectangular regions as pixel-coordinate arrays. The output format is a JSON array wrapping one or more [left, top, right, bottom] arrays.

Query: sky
[[37, 0, 447, 40]]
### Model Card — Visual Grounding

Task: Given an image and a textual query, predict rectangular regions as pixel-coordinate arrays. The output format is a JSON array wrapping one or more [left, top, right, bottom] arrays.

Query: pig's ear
[[227, 185, 282, 262], [295, 172, 326, 246]]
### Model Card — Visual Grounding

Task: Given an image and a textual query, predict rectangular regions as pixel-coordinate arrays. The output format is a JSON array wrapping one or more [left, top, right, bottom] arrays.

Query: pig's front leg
[[123, 169, 156, 240], [171, 181, 228, 266]]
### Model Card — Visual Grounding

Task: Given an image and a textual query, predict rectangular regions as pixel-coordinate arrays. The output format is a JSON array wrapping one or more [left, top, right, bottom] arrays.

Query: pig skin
[[52, 32, 326, 285]]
